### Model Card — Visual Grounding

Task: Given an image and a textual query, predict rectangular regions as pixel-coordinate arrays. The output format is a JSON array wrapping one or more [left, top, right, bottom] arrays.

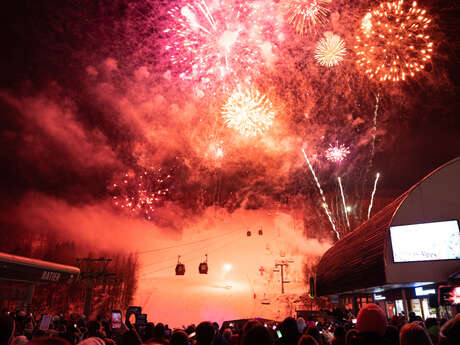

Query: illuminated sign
[[415, 287, 436, 296], [374, 293, 386, 301], [439, 286, 460, 306]]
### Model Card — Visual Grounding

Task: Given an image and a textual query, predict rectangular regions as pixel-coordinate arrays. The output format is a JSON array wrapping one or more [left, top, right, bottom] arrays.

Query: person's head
[[334, 326, 346, 339], [87, 321, 102, 336], [121, 330, 142, 345], [170, 330, 190, 345], [27, 337, 72, 345], [153, 323, 165, 339], [383, 325, 399, 345], [212, 322, 219, 335], [345, 329, 358, 345], [11, 336, 28, 345], [222, 328, 232, 342], [0, 314, 15, 345], [280, 317, 300, 340], [356, 303, 387, 337], [297, 318, 306, 334], [424, 318, 437, 330], [298, 335, 318, 345], [144, 322, 155, 340], [440, 314, 460, 344], [305, 327, 321, 343], [196, 321, 215, 345], [400, 322, 433, 345], [241, 319, 262, 340], [243, 325, 273, 345], [76, 338, 105, 345]]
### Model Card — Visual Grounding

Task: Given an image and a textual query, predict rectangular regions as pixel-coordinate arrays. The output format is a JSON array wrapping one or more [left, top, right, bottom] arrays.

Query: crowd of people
[[1, 304, 459, 345]]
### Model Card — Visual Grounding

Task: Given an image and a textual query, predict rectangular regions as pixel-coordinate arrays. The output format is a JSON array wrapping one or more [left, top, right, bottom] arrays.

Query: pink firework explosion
[[164, 0, 281, 90], [325, 142, 350, 163]]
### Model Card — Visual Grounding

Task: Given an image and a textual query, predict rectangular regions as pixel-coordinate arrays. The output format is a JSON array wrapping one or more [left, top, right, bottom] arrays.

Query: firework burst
[[222, 85, 275, 137], [355, 0, 434, 82], [285, 0, 330, 35], [314, 32, 347, 67], [110, 168, 173, 220], [325, 142, 350, 163], [164, 0, 280, 89]]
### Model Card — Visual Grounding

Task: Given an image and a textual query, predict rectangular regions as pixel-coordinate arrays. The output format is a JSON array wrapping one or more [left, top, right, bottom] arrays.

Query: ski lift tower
[[274, 258, 294, 294]]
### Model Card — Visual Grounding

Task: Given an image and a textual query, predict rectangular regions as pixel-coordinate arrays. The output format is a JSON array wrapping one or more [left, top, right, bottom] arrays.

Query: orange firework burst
[[285, 0, 330, 35], [222, 86, 275, 137], [355, 0, 433, 82]]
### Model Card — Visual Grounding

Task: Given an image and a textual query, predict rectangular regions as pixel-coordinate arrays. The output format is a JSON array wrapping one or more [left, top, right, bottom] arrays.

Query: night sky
[[1, 0, 459, 241]]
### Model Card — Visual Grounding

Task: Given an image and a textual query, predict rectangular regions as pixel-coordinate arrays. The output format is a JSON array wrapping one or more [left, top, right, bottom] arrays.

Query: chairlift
[[199, 254, 208, 274], [258, 228, 263, 236], [175, 255, 185, 275], [261, 294, 271, 305], [247, 230, 251, 237]]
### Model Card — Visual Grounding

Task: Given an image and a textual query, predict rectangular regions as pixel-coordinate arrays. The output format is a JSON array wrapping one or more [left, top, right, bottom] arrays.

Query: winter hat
[[77, 337, 105, 345], [356, 303, 387, 336]]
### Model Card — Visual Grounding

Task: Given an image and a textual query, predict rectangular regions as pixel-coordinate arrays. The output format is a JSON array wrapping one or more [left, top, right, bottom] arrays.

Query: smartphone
[[352, 318, 357, 324], [276, 330, 282, 338], [111, 310, 122, 329]]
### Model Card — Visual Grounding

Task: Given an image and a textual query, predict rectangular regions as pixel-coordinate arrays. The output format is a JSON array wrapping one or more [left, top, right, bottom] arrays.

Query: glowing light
[[222, 85, 275, 137], [367, 173, 380, 219], [285, 0, 330, 35], [338, 177, 350, 230], [301, 149, 339, 240], [165, 0, 280, 89], [314, 32, 346, 67], [109, 168, 173, 221], [355, 0, 434, 82], [325, 142, 350, 163], [223, 263, 232, 271]]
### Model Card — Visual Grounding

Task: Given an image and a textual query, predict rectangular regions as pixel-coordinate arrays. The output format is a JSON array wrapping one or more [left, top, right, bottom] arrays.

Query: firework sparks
[[302, 149, 339, 240], [110, 168, 173, 220], [222, 85, 275, 137], [325, 142, 350, 163], [355, 0, 434, 82], [338, 177, 350, 230], [367, 173, 381, 219], [314, 32, 346, 67], [285, 0, 330, 35], [164, 0, 280, 89]]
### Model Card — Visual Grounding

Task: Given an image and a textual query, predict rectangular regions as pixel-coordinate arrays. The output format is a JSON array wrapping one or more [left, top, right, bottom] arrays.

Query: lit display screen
[[390, 220, 460, 263]]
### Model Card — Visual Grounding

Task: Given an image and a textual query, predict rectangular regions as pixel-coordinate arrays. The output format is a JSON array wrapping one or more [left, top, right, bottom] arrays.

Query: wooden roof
[[316, 193, 407, 296]]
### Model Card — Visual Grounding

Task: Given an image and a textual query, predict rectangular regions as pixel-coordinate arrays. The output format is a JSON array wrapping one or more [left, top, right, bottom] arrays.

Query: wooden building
[[316, 157, 460, 319]]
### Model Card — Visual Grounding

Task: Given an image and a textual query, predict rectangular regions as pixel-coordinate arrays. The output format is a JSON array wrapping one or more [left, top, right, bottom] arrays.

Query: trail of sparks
[[367, 172, 381, 219], [368, 92, 380, 171], [302, 148, 340, 240], [338, 177, 350, 230]]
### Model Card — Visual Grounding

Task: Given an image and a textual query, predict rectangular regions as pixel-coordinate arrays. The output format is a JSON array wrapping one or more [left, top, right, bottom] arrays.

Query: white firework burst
[[314, 32, 346, 67], [222, 85, 275, 137]]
